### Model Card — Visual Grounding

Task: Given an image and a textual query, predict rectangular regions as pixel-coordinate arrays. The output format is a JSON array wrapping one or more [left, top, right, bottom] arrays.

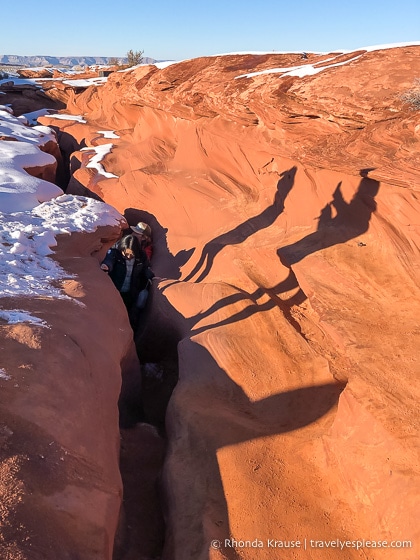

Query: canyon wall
[[25, 45, 420, 558], [0, 108, 141, 558], [0, 226, 138, 559]]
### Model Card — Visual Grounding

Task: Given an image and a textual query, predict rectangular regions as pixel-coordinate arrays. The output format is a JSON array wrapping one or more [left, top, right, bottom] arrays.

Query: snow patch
[[81, 143, 118, 178], [0, 368, 11, 380], [0, 309, 50, 328]]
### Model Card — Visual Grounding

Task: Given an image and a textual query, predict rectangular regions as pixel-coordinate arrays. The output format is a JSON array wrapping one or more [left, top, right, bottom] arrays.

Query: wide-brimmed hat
[[130, 222, 151, 237]]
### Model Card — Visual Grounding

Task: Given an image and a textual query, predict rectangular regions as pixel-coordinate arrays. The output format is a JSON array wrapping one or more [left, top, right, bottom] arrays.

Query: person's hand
[[100, 264, 109, 272]]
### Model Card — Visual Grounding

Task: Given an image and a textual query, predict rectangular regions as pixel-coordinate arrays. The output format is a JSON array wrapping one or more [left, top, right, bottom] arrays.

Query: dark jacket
[[102, 246, 151, 299]]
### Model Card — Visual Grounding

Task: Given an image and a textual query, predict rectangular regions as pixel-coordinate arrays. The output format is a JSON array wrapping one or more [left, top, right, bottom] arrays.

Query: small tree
[[108, 57, 120, 67], [126, 49, 144, 67], [400, 78, 420, 110]]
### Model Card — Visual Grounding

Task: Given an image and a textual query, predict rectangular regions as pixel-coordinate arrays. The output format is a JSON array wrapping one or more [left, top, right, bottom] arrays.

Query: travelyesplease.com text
[[210, 538, 413, 551]]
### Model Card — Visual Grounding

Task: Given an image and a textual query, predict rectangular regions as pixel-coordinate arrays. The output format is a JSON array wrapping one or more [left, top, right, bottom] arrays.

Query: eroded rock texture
[[34, 46, 420, 559], [0, 226, 143, 560], [0, 110, 141, 558]]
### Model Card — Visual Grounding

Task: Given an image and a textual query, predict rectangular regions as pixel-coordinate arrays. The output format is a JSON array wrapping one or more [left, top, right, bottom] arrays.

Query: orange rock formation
[[0, 225, 142, 559], [7, 45, 420, 559]]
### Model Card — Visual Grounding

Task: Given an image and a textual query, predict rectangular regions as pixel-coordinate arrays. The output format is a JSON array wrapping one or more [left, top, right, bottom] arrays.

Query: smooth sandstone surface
[[8, 46, 420, 559], [0, 222, 141, 559], [0, 131, 137, 559]]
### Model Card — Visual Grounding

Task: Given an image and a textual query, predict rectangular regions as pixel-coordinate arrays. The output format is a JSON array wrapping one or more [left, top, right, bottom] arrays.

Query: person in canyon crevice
[[130, 221, 153, 261], [100, 234, 153, 328]]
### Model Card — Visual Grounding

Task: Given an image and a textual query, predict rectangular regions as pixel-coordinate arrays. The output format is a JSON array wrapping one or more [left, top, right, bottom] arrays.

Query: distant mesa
[[0, 54, 159, 69]]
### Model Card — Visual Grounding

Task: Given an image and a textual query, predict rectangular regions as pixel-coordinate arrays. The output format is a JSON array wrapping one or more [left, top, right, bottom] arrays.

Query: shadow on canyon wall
[[278, 176, 380, 266], [180, 174, 380, 337], [163, 340, 346, 560], [124, 208, 193, 280], [128, 173, 378, 559], [184, 166, 297, 282]]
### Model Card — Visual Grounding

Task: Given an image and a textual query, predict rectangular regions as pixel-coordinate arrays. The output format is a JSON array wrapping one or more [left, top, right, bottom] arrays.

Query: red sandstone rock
[[17, 68, 53, 79], [9, 46, 420, 559], [0, 224, 139, 560]]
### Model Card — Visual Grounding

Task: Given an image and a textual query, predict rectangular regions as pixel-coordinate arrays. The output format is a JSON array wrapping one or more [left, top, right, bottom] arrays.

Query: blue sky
[[2, 0, 419, 60]]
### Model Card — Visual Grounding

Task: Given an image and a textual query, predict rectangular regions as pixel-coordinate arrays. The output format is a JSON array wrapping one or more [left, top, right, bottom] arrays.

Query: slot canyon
[[0, 45, 419, 560]]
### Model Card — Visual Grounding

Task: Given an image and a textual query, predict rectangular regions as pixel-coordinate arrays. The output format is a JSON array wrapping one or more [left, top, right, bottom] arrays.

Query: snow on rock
[[42, 113, 87, 123], [0, 106, 63, 212], [33, 193, 125, 234], [0, 368, 11, 380], [0, 107, 126, 301], [0, 309, 50, 327], [62, 77, 108, 88], [81, 143, 119, 178], [97, 130, 120, 139], [0, 195, 125, 299], [19, 108, 53, 126], [0, 105, 56, 146]]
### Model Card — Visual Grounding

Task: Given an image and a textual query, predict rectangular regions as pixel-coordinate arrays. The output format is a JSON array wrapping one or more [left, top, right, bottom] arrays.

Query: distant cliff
[[0, 54, 158, 68]]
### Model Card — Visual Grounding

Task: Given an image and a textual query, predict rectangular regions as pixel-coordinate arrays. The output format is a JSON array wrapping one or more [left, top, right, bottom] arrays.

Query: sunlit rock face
[[0, 210, 135, 559], [0, 226, 135, 559], [39, 45, 420, 559], [16, 68, 54, 79], [0, 109, 138, 558]]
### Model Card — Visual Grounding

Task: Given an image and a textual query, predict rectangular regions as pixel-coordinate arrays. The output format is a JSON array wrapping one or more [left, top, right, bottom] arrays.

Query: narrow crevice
[[48, 126, 83, 191], [113, 309, 180, 560], [49, 121, 176, 560]]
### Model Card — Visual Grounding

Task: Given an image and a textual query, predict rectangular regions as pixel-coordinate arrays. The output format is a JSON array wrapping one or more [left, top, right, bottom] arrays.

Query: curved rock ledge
[[4, 45, 420, 559], [0, 223, 142, 560]]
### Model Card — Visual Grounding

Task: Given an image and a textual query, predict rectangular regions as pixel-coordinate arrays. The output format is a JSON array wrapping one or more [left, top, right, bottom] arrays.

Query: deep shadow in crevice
[[115, 285, 180, 435], [113, 297, 180, 560], [162, 340, 346, 560], [66, 174, 105, 202], [135, 298, 180, 435], [124, 208, 193, 279], [49, 127, 87, 191], [113, 424, 166, 560]]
